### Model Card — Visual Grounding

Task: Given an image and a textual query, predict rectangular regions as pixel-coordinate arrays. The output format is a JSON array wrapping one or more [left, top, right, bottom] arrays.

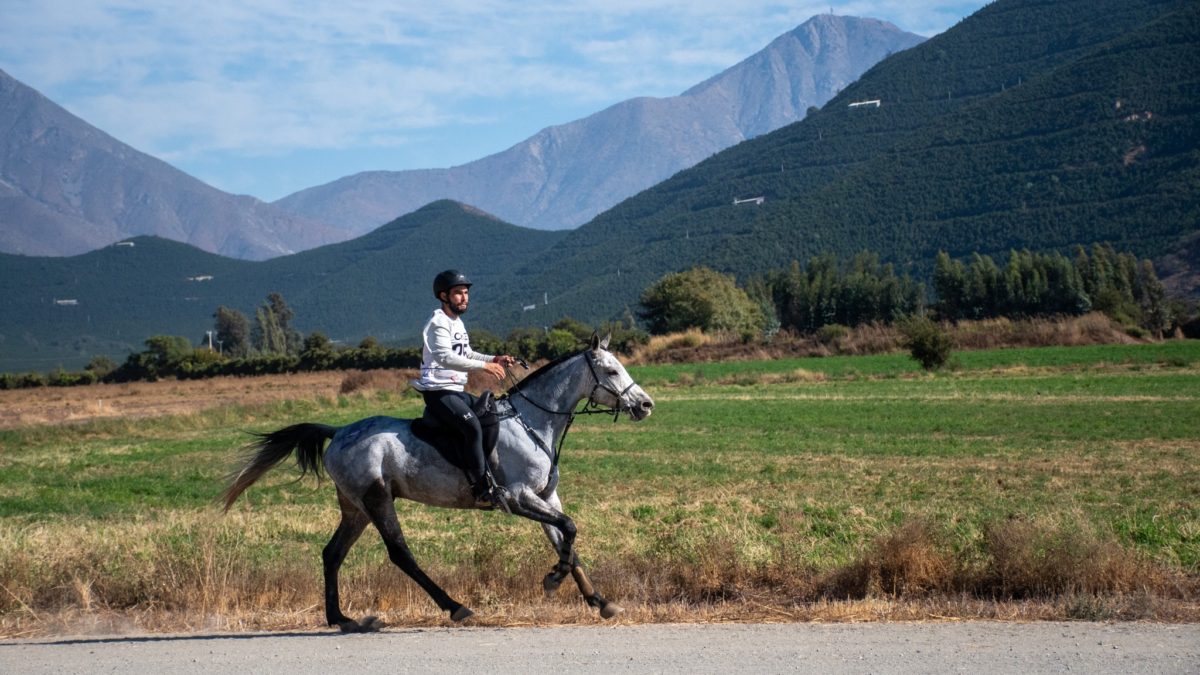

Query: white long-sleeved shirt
[[410, 308, 495, 392]]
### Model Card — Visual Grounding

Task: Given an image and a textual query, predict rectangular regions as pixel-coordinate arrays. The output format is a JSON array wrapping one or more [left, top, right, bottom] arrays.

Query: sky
[[0, 1, 988, 203]]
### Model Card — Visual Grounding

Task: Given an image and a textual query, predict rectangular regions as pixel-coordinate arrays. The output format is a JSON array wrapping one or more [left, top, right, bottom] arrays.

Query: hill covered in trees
[[0, 201, 565, 371], [4, 0, 1198, 372], [477, 0, 1200, 329]]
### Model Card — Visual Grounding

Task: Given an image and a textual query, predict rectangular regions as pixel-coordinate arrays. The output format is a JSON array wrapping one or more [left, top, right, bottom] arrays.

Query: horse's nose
[[641, 399, 654, 410]]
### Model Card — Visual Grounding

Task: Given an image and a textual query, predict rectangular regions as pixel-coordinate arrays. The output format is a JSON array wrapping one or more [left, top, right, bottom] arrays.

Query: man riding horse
[[223, 303, 655, 626], [412, 269, 517, 509]]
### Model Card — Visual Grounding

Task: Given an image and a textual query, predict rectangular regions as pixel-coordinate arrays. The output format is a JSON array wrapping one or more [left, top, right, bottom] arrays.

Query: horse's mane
[[506, 349, 587, 395]]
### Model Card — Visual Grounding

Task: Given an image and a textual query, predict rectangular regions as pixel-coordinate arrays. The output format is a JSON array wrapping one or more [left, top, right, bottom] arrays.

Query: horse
[[221, 333, 655, 631]]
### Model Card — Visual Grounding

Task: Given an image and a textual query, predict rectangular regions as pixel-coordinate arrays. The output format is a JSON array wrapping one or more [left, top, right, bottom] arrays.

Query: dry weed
[[3, 512, 1197, 638], [821, 520, 955, 599], [952, 313, 1138, 350], [978, 516, 1159, 598], [339, 369, 418, 395], [631, 313, 1146, 365]]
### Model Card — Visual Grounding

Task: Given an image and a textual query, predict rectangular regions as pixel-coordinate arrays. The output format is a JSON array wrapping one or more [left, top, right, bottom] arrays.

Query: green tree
[[1135, 259, 1169, 336], [541, 329, 579, 359], [899, 316, 954, 371], [118, 335, 194, 381], [252, 293, 302, 355], [470, 328, 504, 356], [551, 317, 595, 344], [299, 331, 337, 371], [504, 327, 544, 362], [84, 355, 118, 379], [769, 253, 922, 332], [213, 305, 251, 358], [639, 267, 764, 337]]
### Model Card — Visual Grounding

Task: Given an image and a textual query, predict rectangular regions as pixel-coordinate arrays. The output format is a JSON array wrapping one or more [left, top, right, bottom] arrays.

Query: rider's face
[[443, 285, 470, 316]]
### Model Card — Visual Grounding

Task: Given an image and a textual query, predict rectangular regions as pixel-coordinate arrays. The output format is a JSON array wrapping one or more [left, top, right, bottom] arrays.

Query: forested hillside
[[0, 202, 565, 370], [4, 0, 1198, 371], [478, 0, 1199, 329]]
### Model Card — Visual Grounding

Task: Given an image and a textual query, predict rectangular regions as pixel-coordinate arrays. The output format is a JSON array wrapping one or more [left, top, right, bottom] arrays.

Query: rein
[[499, 352, 633, 467]]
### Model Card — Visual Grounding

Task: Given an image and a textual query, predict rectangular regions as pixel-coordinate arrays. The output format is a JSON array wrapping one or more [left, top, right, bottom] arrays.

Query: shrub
[[816, 323, 850, 351], [981, 518, 1147, 597], [84, 355, 118, 379], [899, 316, 953, 371], [639, 267, 765, 337], [298, 332, 337, 371], [0, 371, 47, 389], [541, 329, 579, 360], [822, 520, 954, 598]]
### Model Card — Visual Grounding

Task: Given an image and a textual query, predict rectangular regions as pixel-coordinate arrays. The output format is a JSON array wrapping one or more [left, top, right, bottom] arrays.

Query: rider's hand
[[482, 361, 506, 380], [493, 354, 517, 368]]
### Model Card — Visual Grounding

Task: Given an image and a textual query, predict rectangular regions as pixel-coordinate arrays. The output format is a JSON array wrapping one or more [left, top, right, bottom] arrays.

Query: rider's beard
[[451, 300, 469, 315]]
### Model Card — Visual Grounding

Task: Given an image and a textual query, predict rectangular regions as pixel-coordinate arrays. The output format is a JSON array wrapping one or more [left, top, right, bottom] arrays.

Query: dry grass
[[630, 313, 1142, 365], [0, 372, 349, 430], [951, 313, 1139, 350], [979, 516, 1162, 598], [1, 334, 1195, 636], [339, 369, 419, 395], [2, 511, 1195, 638], [822, 520, 956, 599]]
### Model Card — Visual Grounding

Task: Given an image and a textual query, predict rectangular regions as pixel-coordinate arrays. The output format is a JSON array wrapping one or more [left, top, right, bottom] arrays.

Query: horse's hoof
[[543, 574, 563, 595], [337, 616, 384, 633], [600, 602, 624, 619], [450, 606, 475, 622]]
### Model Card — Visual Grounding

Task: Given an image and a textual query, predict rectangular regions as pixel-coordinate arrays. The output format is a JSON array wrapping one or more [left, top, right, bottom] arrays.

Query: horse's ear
[[600, 333, 611, 350], [589, 332, 600, 350]]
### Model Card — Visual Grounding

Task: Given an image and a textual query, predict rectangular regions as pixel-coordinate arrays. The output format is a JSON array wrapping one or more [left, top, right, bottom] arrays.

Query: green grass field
[[1, 340, 1197, 631]]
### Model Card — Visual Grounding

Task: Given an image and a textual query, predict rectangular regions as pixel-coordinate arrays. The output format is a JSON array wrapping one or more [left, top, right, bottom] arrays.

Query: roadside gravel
[[2, 621, 1197, 674]]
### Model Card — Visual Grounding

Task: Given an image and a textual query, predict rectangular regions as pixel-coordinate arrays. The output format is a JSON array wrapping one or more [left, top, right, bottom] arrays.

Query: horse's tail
[[221, 422, 339, 512]]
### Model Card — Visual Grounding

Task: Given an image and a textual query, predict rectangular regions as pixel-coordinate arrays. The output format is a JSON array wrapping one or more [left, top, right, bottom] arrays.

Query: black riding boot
[[471, 471, 510, 512]]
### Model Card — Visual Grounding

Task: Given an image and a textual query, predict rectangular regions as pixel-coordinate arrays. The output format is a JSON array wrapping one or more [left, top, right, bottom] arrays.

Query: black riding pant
[[421, 389, 487, 485]]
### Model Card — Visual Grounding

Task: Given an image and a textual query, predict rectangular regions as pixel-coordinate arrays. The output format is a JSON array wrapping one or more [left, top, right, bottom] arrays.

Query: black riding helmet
[[433, 269, 472, 300]]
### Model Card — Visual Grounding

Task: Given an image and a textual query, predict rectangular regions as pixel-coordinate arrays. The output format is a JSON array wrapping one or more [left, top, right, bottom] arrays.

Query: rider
[[412, 270, 517, 509]]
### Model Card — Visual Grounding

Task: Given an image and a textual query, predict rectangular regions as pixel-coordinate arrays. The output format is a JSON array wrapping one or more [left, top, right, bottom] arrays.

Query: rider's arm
[[428, 323, 490, 371]]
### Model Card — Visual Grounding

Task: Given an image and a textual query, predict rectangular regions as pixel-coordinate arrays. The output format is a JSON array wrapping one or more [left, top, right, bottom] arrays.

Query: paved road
[[2, 622, 1197, 674]]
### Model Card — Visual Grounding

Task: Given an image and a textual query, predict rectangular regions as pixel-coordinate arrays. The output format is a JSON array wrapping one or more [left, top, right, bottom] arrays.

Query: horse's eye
[[607, 369, 619, 377]]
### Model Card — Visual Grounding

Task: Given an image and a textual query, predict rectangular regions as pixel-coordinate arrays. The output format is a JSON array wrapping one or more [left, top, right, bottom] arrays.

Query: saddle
[[410, 391, 501, 475]]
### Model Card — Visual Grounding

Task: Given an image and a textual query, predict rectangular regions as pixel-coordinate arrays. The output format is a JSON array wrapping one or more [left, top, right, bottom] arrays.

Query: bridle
[[499, 351, 637, 467], [506, 351, 635, 420]]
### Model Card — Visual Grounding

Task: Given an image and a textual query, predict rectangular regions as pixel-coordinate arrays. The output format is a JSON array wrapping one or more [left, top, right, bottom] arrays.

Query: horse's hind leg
[[517, 490, 623, 619], [323, 489, 374, 632], [361, 480, 474, 622]]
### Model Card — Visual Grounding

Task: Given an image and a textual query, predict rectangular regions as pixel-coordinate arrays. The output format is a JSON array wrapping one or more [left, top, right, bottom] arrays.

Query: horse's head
[[585, 333, 654, 421]]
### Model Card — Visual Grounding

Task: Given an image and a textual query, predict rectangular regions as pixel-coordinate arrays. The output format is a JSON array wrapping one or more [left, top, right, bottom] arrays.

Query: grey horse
[[222, 334, 654, 631]]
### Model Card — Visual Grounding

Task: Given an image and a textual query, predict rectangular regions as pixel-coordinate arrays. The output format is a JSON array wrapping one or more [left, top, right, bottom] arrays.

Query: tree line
[[637, 244, 1177, 339], [932, 245, 1168, 334], [0, 295, 647, 389], [0, 244, 1186, 389]]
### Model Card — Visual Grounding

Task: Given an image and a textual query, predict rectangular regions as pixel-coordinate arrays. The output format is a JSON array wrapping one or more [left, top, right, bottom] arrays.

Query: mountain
[[0, 68, 343, 260], [0, 201, 566, 371], [471, 0, 1200, 328], [6, 0, 1198, 372], [274, 15, 925, 234]]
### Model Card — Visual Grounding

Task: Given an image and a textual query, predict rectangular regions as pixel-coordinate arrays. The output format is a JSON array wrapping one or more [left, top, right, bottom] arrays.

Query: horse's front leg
[[509, 489, 623, 619]]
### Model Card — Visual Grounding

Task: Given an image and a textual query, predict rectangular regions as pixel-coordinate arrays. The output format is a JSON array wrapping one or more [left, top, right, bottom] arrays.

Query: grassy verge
[[1, 341, 1197, 635]]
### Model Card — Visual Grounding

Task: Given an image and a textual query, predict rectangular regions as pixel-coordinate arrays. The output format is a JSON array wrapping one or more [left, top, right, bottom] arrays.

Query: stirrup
[[472, 480, 511, 514]]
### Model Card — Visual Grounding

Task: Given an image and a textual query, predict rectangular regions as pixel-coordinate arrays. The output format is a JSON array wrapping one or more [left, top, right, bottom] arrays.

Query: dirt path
[[2, 622, 1197, 674]]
